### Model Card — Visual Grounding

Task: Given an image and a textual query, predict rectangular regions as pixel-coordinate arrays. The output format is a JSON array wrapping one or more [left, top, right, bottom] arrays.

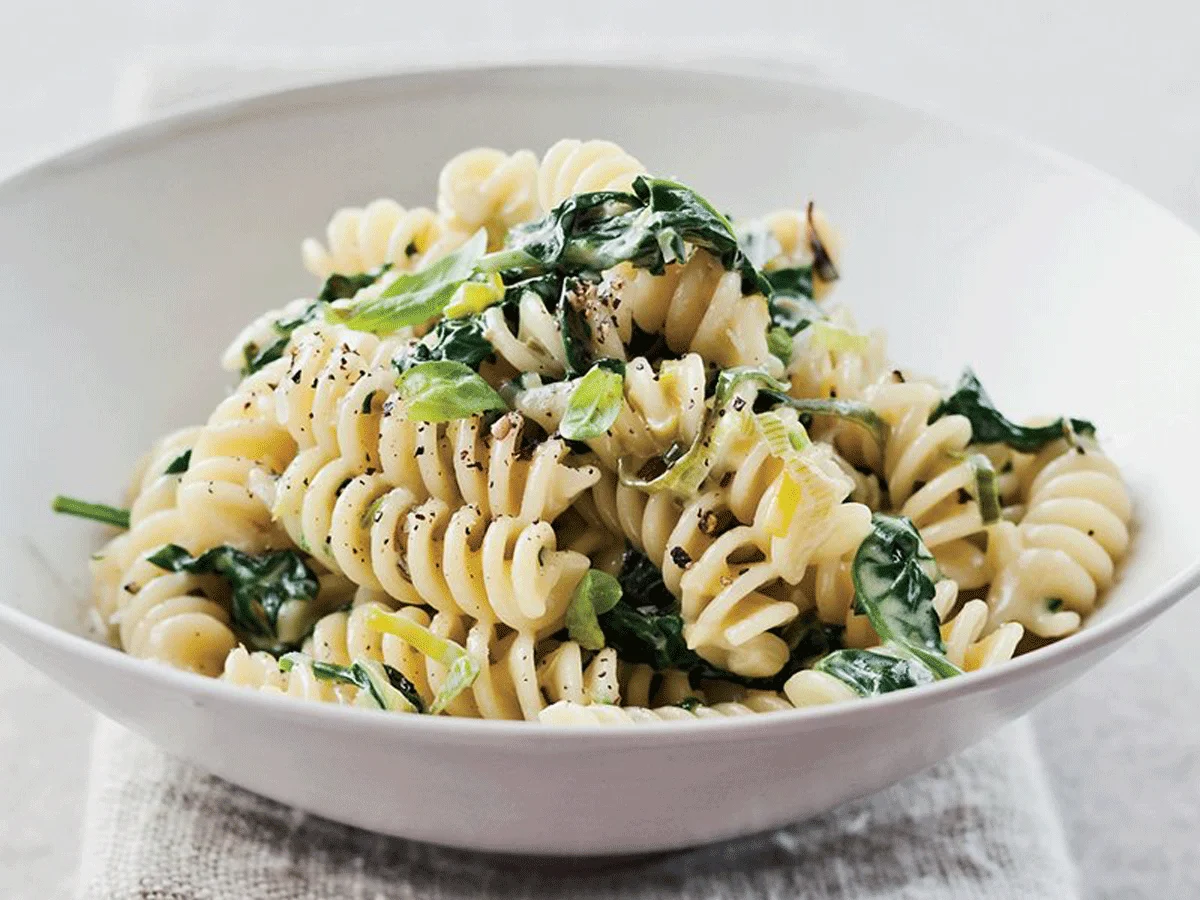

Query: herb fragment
[[163, 450, 192, 475], [51, 495, 130, 529], [565, 570, 623, 650], [395, 360, 507, 422], [559, 363, 625, 441]]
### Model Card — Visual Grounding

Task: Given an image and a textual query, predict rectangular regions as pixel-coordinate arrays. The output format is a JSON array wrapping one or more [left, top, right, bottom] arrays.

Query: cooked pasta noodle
[[302, 200, 467, 278], [437, 147, 540, 247], [984, 439, 1131, 637], [599, 252, 779, 372], [64, 137, 1130, 725], [537, 139, 646, 211]]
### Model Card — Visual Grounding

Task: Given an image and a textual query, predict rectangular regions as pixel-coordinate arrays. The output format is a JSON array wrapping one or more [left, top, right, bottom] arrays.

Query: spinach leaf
[[241, 335, 291, 377], [565, 569, 624, 650], [852, 514, 960, 679], [396, 315, 496, 372], [163, 449, 192, 475], [280, 654, 423, 713], [559, 362, 625, 441], [766, 266, 814, 300], [51, 495, 130, 529], [326, 230, 488, 333], [600, 547, 704, 672], [813, 647, 937, 696], [558, 279, 595, 377], [395, 360, 507, 422], [505, 177, 769, 294], [146, 544, 319, 651], [316, 266, 392, 304], [931, 369, 1095, 452]]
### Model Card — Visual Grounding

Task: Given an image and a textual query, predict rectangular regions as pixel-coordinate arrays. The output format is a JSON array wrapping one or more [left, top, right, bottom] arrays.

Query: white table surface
[[1, 3, 1197, 898]]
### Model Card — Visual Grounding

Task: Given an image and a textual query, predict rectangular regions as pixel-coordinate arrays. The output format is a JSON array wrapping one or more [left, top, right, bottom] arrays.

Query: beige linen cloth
[[78, 52, 1080, 900], [79, 718, 1077, 900]]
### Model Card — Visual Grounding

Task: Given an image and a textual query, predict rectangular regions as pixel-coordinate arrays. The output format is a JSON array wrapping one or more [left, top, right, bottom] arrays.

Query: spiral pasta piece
[[864, 378, 999, 590], [582, 429, 868, 678], [537, 139, 646, 211], [985, 439, 1131, 637], [225, 594, 625, 721], [436, 147, 540, 247], [301, 199, 467, 278], [600, 251, 779, 372], [515, 354, 706, 469], [91, 366, 302, 675], [176, 358, 297, 549], [787, 307, 889, 406], [760, 205, 842, 300]]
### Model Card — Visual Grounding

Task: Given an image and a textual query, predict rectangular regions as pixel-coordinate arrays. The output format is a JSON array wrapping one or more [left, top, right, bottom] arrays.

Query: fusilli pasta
[[60, 137, 1130, 725]]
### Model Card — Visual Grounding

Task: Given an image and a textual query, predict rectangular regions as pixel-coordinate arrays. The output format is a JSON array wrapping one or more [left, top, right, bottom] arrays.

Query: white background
[[1, 3, 1197, 898]]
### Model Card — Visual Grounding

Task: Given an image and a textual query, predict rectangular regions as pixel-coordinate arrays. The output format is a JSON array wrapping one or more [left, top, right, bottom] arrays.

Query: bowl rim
[[4, 60, 1199, 743]]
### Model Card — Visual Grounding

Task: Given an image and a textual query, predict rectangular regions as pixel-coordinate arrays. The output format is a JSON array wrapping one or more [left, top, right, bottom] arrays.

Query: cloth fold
[[78, 718, 1077, 900]]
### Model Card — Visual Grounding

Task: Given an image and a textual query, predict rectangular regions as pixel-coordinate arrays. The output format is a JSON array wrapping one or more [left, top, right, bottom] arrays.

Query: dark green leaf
[[852, 514, 960, 679], [558, 279, 594, 377], [51, 495, 130, 529], [813, 648, 936, 696], [395, 360, 507, 422], [766, 267, 826, 336], [560, 364, 625, 441], [396, 315, 496, 372], [147, 544, 319, 652], [241, 336, 291, 377], [503, 177, 770, 294], [326, 230, 487, 333], [164, 449, 192, 475], [931, 369, 1096, 452], [305, 658, 424, 712], [565, 569, 624, 650], [316, 266, 392, 304]]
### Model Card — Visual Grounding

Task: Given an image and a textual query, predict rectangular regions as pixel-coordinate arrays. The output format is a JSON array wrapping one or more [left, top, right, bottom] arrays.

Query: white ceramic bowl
[[1, 64, 1198, 855]]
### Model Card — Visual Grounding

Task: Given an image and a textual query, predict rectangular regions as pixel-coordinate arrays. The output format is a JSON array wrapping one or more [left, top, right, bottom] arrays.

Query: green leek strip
[[443, 272, 505, 318], [761, 392, 888, 447], [809, 321, 870, 354], [51, 495, 130, 529], [366, 608, 480, 714], [966, 453, 1001, 524]]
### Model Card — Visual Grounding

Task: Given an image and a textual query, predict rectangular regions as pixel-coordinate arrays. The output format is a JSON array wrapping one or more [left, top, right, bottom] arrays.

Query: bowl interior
[[2, 65, 1198, 648]]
